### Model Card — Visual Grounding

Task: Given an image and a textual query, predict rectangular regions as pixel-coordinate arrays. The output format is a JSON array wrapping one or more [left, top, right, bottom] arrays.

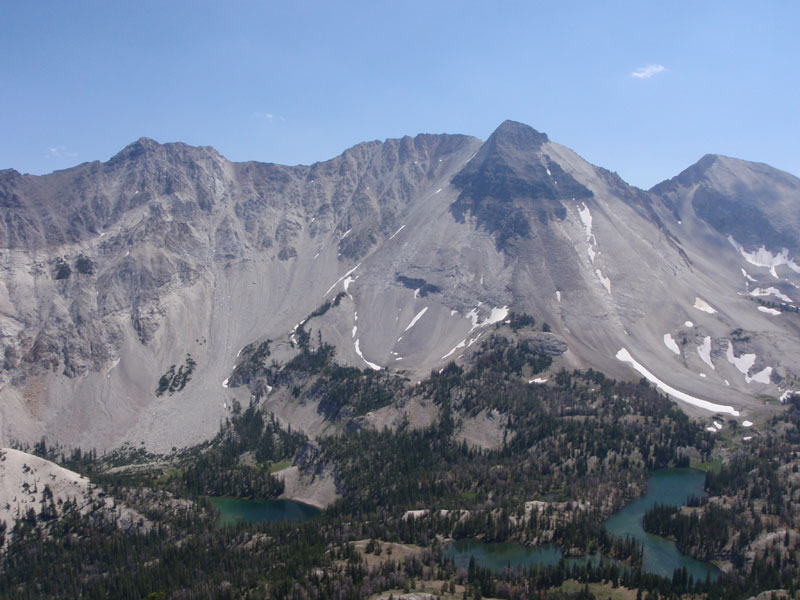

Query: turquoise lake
[[446, 468, 720, 580], [209, 497, 320, 526]]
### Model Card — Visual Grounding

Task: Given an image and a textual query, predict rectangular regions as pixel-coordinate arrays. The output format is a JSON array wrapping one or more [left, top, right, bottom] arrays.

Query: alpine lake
[[209, 497, 320, 527], [210, 468, 719, 581], [446, 468, 720, 581]]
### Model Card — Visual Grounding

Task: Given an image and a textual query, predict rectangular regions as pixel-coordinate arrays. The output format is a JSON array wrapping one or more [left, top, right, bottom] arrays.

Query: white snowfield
[[693, 297, 717, 314], [697, 336, 714, 370], [725, 342, 772, 384], [780, 390, 798, 403], [441, 339, 466, 360], [324, 263, 361, 297], [465, 306, 509, 332], [757, 306, 781, 315], [404, 307, 429, 332], [353, 339, 381, 371], [663, 334, 680, 355], [726, 341, 755, 374], [578, 203, 594, 244], [616, 348, 740, 416], [595, 269, 611, 293], [388, 225, 406, 240], [750, 287, 792, 303], [728, 236, 800, 278]]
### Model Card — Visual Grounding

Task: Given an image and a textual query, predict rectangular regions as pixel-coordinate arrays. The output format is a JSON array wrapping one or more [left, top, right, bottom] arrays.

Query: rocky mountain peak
[[652, 153, 800, 254], [486, 119, 550, 152], [449, 121, 591, 251]]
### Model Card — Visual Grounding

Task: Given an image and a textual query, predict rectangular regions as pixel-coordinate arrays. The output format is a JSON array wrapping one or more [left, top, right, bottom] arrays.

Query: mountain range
[[1, 120, 798, 452]]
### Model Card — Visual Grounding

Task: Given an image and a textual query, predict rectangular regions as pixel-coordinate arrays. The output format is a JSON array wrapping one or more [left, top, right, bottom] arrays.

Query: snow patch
[[742, 420, 753, 427], [615, 347, 740, 415], [529, 378, 548, 384], [693, 297, 717, 314], [354, 339, 381, 370], [750, 287, 792, 303], [467, 333, 483, 347], [595, 269, 611, 293], [405, 307, 429, 331], [578, 203, 595, 241], [697, 336, 714, 370], [556, 291, 561, 303], [684, 321, 694, 328], [343, 275, 357, 294], [466, 306, 510, 332], [340, 228, 352, 240], [748, 366, 772, 385], [442, 339, 466, 360], [324, 263, 361, 296], [388, 225, 406, 240], [726, 342, 772, 384], [663, 334, 680, 355], [222, 378, 229, 389], [780, 390, 798, 403], [726, 341, 756, 375], [757, 306, 781, 315], [741, 268, 757, 283], [728, 236, 800, 277], [713, 421, 723, 430], [352, 326, 357, 338]]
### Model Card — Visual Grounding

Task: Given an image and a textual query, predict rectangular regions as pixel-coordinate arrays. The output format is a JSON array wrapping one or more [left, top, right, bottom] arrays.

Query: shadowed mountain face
[[1, 121, 799, 452], [652, 154, 800, 254], [450, 120, 592, 251]]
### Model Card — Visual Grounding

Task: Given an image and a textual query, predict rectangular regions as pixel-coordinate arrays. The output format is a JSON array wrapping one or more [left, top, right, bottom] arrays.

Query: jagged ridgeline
[[1, 117, 799, 600], [1, 119, 800, 455]]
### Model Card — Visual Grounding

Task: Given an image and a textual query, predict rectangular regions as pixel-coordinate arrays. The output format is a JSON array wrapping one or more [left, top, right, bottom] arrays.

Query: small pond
[[209, 497, 320, 526]]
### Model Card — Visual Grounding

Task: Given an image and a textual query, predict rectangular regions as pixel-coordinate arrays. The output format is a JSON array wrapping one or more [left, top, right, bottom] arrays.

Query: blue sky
[[2, 1, 798, 188]]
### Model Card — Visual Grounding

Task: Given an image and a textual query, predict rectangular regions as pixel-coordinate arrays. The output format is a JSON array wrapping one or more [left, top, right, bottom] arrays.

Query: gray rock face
[[1, 121, 798, 452]]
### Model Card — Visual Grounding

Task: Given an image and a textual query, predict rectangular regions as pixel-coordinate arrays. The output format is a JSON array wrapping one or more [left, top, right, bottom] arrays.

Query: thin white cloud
[[253, 111, 282, 121], [44, 145, 77, 159], [631, 64, 665, 79]]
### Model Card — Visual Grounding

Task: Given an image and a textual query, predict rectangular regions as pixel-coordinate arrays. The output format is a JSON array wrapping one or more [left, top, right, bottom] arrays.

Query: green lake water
[[603, 468, 719, 580], [445, 541, 608, 572], [209, 497, 320, 526], [446, 468, 719, 581]]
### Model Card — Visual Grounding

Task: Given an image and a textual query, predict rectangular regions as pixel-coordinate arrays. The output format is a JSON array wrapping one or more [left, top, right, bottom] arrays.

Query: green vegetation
[[53, 257, 71, 280], [4, 330, 800, 599], [155, 354, 197, 396], [74, 254, 95, 275]]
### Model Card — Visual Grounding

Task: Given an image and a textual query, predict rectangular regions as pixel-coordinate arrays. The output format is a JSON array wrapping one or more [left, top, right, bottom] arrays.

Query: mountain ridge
[[1, 121, 798, 453]]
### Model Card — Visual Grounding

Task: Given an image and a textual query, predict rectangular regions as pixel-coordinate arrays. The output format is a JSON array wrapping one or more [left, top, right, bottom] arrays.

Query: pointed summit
[[486, 120, 549, 151], [450, 120, 591, 252], [108, 137, 163, 164], [652, 153, 800, 253]]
